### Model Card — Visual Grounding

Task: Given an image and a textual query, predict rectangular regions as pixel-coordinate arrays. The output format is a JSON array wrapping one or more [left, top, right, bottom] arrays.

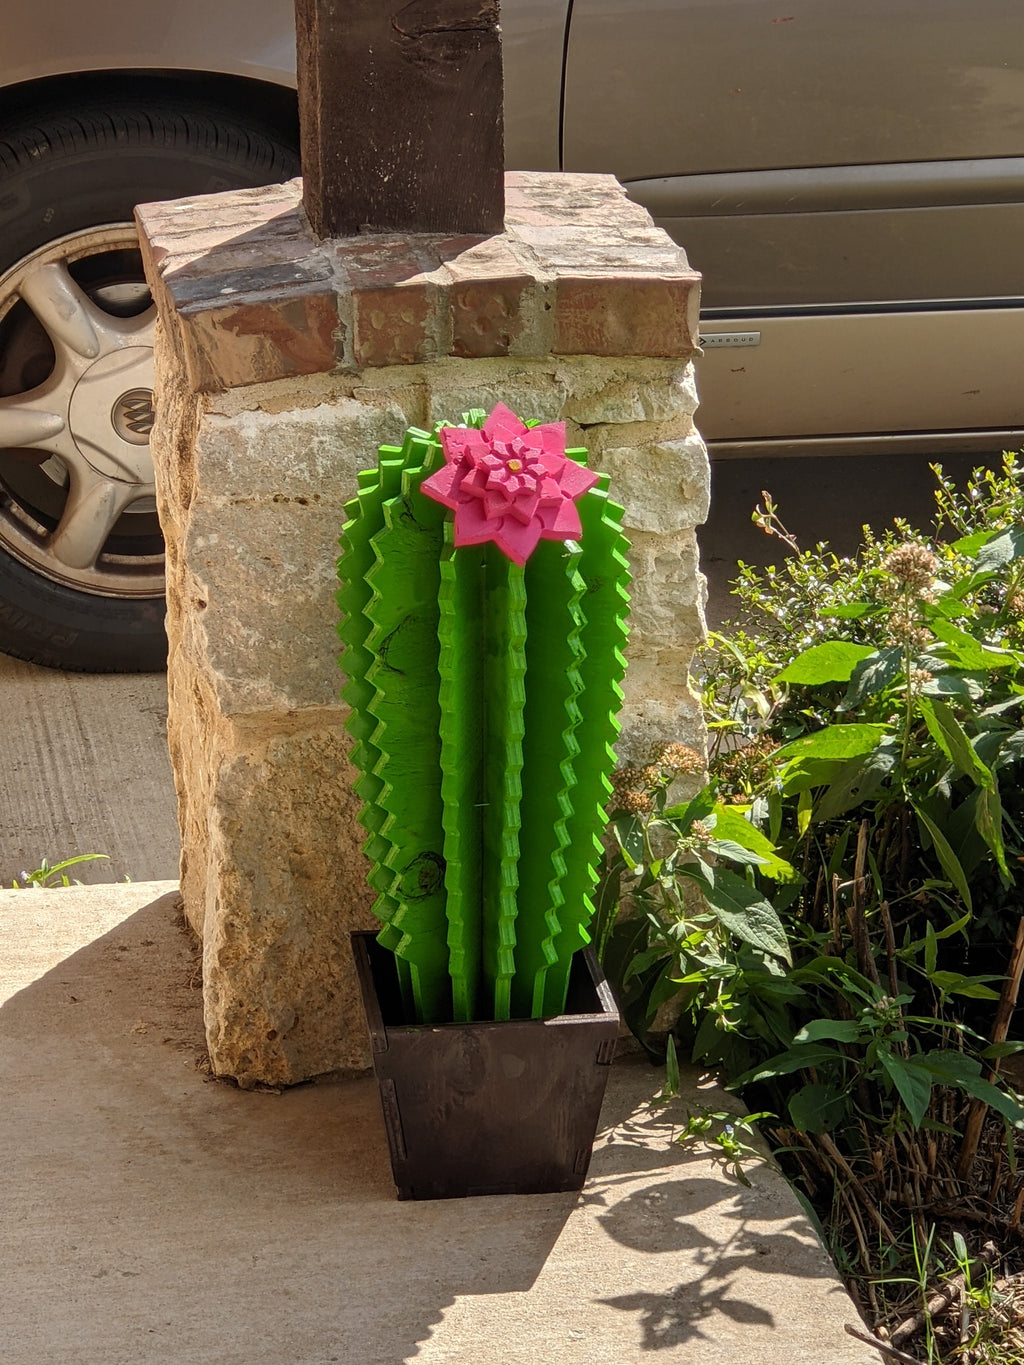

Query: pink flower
[[421, 404, 599, 565]]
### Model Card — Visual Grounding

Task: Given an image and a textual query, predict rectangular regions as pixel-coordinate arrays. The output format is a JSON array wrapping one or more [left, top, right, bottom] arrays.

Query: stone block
[[352, 284, 435, 368], [423, 358, 568, 428], [504, 170, 655, 230], [334, 236, 445, 368], [194, 399, 410, 501], [560, 360, 699, 427], [164, 663, 218, 938], [443, 238, 536, 358], [589, 433, 711, 532], [625, 528, 707, 650], [139, 178, 304, 242], [618, 686, 707, 767], [509, 223, 683, 272], [202, 724, 375, 1087], [180, 497, 350, 714]]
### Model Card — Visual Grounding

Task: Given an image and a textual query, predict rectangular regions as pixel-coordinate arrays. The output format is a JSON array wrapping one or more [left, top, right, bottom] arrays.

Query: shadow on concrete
[[1, 887, 870, 1363], [0, 891, 575, 1365], [584, 1091, 853, 1352]]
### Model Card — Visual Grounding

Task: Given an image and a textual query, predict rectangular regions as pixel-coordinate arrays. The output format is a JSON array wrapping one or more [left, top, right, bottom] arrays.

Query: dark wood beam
[[295, 0, 504, 238]]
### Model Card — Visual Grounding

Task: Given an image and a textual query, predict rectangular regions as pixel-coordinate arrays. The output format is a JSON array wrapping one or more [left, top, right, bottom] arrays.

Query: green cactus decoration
[[337, 406, 630, 1024]]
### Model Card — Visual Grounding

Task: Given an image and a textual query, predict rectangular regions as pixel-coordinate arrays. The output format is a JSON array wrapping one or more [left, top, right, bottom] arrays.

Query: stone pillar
[[136, 172, 708, 1088]]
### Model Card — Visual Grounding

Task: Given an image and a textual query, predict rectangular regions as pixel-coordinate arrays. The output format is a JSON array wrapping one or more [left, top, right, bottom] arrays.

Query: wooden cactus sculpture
[[337, 406, 630, 1024]]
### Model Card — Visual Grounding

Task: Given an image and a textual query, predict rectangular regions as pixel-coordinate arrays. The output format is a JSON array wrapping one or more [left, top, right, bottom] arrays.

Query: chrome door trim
[[628, 158, 1024, 218]]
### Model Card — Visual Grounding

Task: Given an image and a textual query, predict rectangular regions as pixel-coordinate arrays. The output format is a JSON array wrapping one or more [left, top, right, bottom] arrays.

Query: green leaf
[[995, 729, 1024, 768], [614, 814, 645, 868], [787, 1082, 847, 1134], [794, 1018, 861, 1044], [951, 529, 993, 558], [975, 784, 1009, 877], [920, 672, 985, 701], [731, 1042, 845, 1088], [707, 838, 769, 868], [916, 1049, 983, 1084], [813, 744, 897, 821], [703, 867, 792, 963], [929, 619, 1016, 671], [623, 944, 672, 985], [663, 786, 718, 826], [907, 911, 970, 948], [690, 1010, 724, 1066], [975, 525, 1024, 573], [821, 601, 876, 620], [664, 1033, 680, 1097], [914, 1050, 1024, 1128], [766, 788, 783, 844], [918, 696, 994, 790], [980, 696, 1024, 720], [913, 802, 972, 912], [778, 758, 847, 798], [775, 723, 890, 766], [925, 922, 937, 978], [982, 1041, 1024, 1059], [928, 971, 1001, 1000], [880, 1052, 932, 1127], [839, 646, 904, 709], [774, 641, 875, 686], [924, 587, 972, 619], [797, 788, 812, 837], [708, 805, 796, 881]]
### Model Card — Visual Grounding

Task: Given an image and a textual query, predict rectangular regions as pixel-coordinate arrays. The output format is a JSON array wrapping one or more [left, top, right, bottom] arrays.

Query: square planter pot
[[351, 931, 620, 1200]]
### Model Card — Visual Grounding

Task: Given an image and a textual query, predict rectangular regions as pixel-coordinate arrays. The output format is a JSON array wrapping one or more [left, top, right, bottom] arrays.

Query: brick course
[[137, 173, 701, 394]]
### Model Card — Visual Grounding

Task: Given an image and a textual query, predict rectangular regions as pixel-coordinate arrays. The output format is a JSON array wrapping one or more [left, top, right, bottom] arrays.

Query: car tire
[[0, 98, 300, 672]]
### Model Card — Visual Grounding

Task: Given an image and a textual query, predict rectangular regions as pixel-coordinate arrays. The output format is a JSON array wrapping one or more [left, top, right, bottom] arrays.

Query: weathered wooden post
[[294, 0, 504, 236]]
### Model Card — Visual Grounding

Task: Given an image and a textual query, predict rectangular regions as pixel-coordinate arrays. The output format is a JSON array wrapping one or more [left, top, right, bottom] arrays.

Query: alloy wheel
[[0, 225, 163, 599]]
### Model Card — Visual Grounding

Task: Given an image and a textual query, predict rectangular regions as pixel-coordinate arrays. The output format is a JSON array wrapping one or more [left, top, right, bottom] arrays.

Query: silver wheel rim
[[0, 224, 163, 599]]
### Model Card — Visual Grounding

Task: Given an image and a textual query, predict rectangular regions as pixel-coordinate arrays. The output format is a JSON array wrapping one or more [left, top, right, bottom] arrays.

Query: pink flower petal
[[549, 500, 583, 537], [530, 421, 567, 456], [509, 489, 541, 525], [536, 451, 565, 476], [556, 460, 600, 498], [497, 518, 543, 565], [464, 467, 491, 498], [421, 464, 460, 508], [453, 501, 504, 544], [482, 403, 528, 443], [440, 426, 487, 463]]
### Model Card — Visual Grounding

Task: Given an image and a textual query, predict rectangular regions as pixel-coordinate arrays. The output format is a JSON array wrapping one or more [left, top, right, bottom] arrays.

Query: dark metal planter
[[351, 931, 620, 1201]]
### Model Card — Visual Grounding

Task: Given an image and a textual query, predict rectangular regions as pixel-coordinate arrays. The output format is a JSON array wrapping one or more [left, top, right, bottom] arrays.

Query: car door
[[562, 0, 1024, 454]]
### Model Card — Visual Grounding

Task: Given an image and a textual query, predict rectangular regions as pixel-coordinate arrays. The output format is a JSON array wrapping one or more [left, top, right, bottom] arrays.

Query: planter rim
[[351, 930, 619, 1051]]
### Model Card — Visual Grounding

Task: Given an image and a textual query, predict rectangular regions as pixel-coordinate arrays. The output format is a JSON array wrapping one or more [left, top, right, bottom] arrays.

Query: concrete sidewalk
[[0, 881, 874, 1365], [0, 654, 179, 887]]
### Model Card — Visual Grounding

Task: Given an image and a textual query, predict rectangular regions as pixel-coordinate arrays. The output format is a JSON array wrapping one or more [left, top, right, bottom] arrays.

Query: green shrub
[[599, 456, 1024, 1343]]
